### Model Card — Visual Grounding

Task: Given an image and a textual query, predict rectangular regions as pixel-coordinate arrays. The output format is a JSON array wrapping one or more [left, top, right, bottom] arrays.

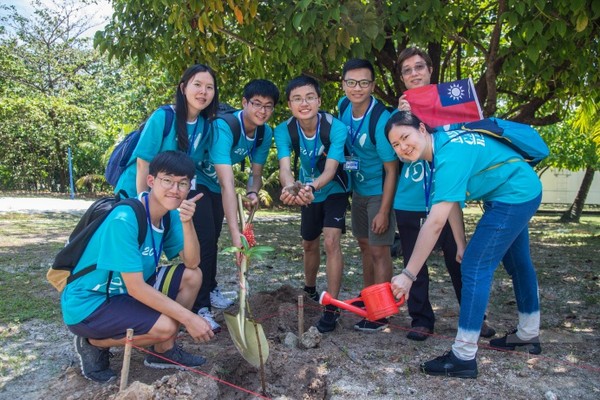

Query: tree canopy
[[96, 0, 600, 125]]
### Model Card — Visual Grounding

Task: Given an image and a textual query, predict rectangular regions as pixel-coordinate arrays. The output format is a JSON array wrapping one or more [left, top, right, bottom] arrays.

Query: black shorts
[[67, 264, 186, 340], [301, 193, 348, 241]]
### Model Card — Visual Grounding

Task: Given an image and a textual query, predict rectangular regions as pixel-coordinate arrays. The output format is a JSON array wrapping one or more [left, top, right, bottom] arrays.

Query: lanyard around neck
[[349, 96, 373, 150], [423, 157, 435, 216], [297, 114, 321, 175], [187, 118, 201, 155], [144, 194, 164, 268], [239, 111, 257, 165]]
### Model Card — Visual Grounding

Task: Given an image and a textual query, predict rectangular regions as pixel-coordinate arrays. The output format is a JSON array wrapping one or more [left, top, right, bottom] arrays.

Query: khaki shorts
[[351, 193, 396, 246]]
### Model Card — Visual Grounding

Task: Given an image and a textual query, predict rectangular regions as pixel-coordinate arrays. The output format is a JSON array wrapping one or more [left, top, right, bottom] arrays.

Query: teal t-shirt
[[337, 96, 397, 196], [393, 160, 429, 211], [393, 121, 469, 212], [430, 130, 542, 204], [114, 106, 211, 197], [61, 194, 184, 325], [197, 111, 273, 193], [273, 113, 348, 203]]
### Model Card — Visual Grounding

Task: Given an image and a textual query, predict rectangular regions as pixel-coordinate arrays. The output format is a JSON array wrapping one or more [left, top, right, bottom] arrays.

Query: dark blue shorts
[[301, 193, 348, 241], [67, 264, 186, 340]]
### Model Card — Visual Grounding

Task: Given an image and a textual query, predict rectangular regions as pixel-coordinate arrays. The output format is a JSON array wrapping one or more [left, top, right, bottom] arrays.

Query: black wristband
[[246, 191, 258, 197], [308, 185, 316, 193]]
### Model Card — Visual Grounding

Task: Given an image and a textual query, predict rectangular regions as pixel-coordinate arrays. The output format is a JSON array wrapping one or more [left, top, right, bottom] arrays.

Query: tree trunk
[[560, 166, 596, 223]]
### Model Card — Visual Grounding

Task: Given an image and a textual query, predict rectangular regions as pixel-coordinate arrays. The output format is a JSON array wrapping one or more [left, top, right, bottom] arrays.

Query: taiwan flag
[[403, 78, 483, 128]]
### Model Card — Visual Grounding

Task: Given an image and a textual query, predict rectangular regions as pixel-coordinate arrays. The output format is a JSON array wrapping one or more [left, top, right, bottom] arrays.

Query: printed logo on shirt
[[406, 161, 425, 183], [234, 148, 247, 156], [447, 131, 485, 147], [142, 246, 156, 258]]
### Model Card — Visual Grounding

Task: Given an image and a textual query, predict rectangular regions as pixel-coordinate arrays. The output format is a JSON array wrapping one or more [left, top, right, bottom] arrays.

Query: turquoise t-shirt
[[393, 125, 458, 212], [61, 194, 184, 325], [393, 160, 429, 211], [273, 113, 348, 203], [197, 111, 273, 193], [430, 130, 542, 204], [114, 106, 210, 197], [337, 96, 397, 196]]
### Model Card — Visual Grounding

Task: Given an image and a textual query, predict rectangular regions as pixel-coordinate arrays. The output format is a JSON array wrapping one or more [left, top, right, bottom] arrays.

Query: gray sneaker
[[210, 286, 235, 309], [73, 335, 116, 383], [144, 344, 207, 370], [489, 328, 542, 354], [198, 307, 222, 333]]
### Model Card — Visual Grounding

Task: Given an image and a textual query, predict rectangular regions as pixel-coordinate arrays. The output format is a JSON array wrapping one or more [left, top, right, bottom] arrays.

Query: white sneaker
[[197, 307, 221, 333], [210, 287, 235, 309]]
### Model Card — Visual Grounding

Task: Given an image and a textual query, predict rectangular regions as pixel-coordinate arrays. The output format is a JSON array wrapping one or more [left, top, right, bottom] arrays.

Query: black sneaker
[[144, 344, 207, 370], [315, 305, 340, 333], [489, 328, 542, 354], [73, 335, 116, 383], [406, 326, 432, 341], [421, 350, 478, 379], [304, 288, 319, 302], [354, 318, 388, 332]]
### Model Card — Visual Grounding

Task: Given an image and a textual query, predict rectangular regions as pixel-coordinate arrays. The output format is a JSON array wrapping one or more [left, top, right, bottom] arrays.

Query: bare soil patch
[[0, 207, 599, 399]]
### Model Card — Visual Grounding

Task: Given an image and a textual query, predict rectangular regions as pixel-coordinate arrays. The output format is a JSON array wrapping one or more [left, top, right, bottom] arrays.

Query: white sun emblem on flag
[[447, 83, 465, 100]]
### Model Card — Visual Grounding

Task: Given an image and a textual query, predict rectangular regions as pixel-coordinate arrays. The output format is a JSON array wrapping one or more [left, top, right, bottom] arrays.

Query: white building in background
[[540, 169, 600, 205]]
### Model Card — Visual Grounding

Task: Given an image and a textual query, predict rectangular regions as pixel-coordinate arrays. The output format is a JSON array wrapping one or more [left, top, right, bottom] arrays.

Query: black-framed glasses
[[343, 79, 373, 88], [248, 100, 274, 113], [289, 95, 319, 105], [156, 176, 190, 191], [401, 63, 428, 76]]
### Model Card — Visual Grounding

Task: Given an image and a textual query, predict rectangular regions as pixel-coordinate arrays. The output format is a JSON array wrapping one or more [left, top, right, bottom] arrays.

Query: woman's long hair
[[174, 64, 219, 152]]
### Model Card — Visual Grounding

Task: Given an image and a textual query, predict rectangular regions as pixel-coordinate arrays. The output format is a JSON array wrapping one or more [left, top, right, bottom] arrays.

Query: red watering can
[[319, 282, 405, 321]]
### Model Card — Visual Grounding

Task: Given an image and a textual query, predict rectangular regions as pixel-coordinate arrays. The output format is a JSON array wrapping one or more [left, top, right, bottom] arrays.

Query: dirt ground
[[0, 207, 599, 399]]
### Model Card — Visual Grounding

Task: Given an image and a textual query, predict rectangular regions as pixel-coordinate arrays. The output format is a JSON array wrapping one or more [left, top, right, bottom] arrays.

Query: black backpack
[[286, 112, 349, 192], [338, 97, 394, 145], [47, 192, 170, 293], [105, 105, 175, 187], [212, 105, 266, 170]]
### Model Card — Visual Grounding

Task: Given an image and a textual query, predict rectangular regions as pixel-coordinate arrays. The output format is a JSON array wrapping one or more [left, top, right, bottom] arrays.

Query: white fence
[[540, 168, 600, 205]]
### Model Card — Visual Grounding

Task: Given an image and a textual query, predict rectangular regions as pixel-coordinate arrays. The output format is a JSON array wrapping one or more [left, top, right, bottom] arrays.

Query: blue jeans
[[452, 192, 541, 360]]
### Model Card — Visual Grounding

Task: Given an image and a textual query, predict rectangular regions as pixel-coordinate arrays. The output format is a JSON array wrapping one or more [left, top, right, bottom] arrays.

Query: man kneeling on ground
[[61, 150, 214, 382]]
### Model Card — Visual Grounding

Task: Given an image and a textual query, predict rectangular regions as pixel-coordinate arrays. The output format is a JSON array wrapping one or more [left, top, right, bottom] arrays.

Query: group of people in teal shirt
[[62, 47, 544, 382]]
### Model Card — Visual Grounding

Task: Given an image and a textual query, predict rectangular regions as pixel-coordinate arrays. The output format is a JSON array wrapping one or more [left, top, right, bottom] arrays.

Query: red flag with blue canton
[[404, 78, 483, 128]]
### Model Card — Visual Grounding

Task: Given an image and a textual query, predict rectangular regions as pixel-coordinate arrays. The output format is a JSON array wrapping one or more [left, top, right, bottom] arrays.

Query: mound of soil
[[2, 285, 598, 400]]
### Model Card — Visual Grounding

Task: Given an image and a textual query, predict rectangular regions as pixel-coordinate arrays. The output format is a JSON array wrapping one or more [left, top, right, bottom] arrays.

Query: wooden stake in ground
[[298, 295, 304, 341], [119, 328, 134, 391]]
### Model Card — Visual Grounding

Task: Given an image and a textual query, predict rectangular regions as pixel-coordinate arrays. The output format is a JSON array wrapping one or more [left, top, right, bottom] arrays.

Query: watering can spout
[[320, 282, 405, 321], [319, 291, 368, 318]]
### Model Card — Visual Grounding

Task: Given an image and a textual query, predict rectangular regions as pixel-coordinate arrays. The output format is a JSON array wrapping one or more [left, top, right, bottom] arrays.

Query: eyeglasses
[[343, 79, 373, 88], [156, 176, 190, 191], [248, 100, 274, 113], [289, 95, 319, 105], [401, 63, 428, 76]]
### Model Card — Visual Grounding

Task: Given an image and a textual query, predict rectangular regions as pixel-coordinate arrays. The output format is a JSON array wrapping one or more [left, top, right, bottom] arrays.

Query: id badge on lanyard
[[344, 155, 360, 171]]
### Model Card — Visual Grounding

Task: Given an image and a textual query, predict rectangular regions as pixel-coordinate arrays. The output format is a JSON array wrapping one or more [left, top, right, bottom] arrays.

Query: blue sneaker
[[144, 344, 206, 370], [73, 335, 116, 383]]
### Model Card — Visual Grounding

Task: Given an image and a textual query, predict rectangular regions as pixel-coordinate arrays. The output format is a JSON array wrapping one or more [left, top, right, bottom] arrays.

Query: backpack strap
[[340, 97, 389, 146], [216, 112, 265, 170], [159, 105, 175, 139], [339, 97, 351, 117], [368, 101, 388, 145], [286, 112, 334, 175], [65, 198, 148, 292]]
